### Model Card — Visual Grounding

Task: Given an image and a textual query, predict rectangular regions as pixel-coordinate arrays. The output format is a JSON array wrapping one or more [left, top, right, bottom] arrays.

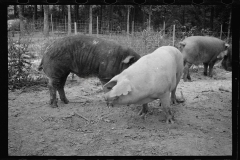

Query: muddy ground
[[8, 67, 232, 156]]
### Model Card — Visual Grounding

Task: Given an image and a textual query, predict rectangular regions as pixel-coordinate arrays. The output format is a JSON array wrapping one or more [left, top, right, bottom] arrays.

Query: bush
[[8, 37, 36, 90]]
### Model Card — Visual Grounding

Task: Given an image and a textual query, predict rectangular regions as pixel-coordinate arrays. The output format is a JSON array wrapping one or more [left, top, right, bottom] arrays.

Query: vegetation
[[8, 5, 232, 37]]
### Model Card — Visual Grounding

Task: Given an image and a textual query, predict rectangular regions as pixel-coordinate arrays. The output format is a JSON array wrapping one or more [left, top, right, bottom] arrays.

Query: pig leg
[[203, 63, 209, 76], [171, 90, 177, 105], [171, 71, 182, 104], [208, 61, 216, 77], [47, 78, 58, 108], [183, 62, 192, 82], [159, 92, 174, 124], [57, 75, 69, 104], [138, 103, 149, 119]]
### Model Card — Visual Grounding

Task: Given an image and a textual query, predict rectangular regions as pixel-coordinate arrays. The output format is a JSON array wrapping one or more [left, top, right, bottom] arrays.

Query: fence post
[[97, 16, 98, 37], [173, 25, 175, 46], [220, 24, 222, 39], [132, 21, 134, 36], [163, 21, 165, 37], [89, 5, 92, 35], [74, 22, 77, 34], [65, 16, 66, 32], [51, 14, 53, 34]]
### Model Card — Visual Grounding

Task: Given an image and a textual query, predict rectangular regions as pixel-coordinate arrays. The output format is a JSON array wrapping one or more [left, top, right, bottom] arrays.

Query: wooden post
[[173, 25, 175, 46], [163, 21, 165, 37], [97, 16, 99, 37], [132, 21, 134, 35], [74, 22, 77, 34], [65, 16, 66, 32], [220, 24, 222, 39], [51, 14, 53, 33], [89, 5, 92, 35]]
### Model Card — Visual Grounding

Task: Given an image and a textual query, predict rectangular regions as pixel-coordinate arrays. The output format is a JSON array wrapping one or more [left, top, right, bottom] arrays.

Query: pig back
[[181, 36, 226, 65]]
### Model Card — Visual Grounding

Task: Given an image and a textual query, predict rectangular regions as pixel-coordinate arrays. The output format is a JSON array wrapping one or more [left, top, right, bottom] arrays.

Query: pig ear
[[179, 42, 186, 47], [109, 79, 132, 98], [103, 80, 117, 93], [225, 43, 230, 49], [122, 55, 135, 64]]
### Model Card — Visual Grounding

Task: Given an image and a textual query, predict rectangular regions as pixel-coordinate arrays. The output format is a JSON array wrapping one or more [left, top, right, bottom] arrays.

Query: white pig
[[103, 46, 184, 124]]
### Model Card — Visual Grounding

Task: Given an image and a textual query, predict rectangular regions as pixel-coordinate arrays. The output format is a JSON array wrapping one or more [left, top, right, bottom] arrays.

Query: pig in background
[[179, 36, 230, 82], [103, 46, 185, 124], [38, 35, 140, 108]]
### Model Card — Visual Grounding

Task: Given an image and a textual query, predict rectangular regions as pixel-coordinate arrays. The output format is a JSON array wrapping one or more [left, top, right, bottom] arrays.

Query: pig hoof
[[49, 99, 57, 105], [203, 72, 207, 76], [50, 103, 58, 108], [61, 98, 69, 104]]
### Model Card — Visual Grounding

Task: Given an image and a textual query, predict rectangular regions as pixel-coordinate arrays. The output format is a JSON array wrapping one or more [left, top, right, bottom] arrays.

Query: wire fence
[[8, 17, 231, 55]]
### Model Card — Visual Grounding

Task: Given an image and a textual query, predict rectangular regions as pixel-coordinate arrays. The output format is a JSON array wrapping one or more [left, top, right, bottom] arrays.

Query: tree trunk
[[43, 5, 49, 36], [89, 5, 92, 34], [41, 5, 44, 18], [227, 9, 232, 42], [182, 6, 185, 26], [203, 6, 206, 29], [14, 5, 18, 18], [62, 5, 65, 19], [127, 5, 130, 35], [148, 5, 152, 31], [210, 6, 214, 31], [109, 5, 113, 32], [19, 5, 24, 35], [34, 5, 37, 20], [75, 5, 79, 22], [99, 5, 102, 34], [142, 6, 145, 30], [22, 5, 24, 15], [132, 7, 135, 34], [68, 5, 71, 35]]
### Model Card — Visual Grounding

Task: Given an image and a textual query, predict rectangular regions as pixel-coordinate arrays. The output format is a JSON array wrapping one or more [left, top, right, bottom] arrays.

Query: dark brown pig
[[217, 45, 232, 71], [38, 35, 140, 108], [179, 36, 229, 81]]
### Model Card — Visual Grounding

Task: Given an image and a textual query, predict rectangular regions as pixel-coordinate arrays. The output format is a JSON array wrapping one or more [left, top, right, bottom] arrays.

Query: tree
[[19, 5, 25, 35], [99, 5, 103, 33], [142, 5, 153, 30], [62, 5, 65, 19], [14, 5, 18, 18], [108, 5, 113, 32], [43, 5, 49, 36], [210, 6, 214, 30], [68, 5, 71, 35], [75, 5, 79, 22], [89, 5, 92, 34], [127, 5, 130, 35], [41, 5, 44, 18], [34, 5, 37, 20]]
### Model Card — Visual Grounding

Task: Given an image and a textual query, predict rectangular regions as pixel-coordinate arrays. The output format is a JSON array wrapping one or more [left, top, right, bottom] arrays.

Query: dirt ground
[[8, 67, 232, 156]]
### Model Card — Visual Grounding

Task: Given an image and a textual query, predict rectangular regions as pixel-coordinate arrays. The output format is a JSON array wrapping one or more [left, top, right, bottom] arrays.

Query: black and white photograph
[[8, 3, 234, 156]]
